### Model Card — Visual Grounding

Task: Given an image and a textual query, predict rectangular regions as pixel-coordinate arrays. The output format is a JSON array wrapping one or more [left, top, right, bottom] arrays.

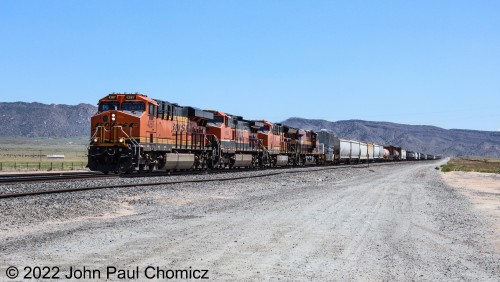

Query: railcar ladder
[[116, 126, 140, 169]]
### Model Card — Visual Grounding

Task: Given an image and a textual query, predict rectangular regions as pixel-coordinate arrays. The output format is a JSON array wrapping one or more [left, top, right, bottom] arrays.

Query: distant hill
[[0, 102, 96, 137], [282, 117, 500, 158]]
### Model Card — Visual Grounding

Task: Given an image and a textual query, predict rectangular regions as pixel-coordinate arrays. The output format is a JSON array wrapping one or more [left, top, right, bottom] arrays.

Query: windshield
[[122, 102, 145, 112], [259, 125, 270, 132], [211, 116, 225, 123], [98, 102, 119, 112]]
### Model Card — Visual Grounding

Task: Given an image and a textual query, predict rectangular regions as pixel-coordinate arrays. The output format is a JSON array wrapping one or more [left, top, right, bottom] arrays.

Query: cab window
[[122, 102, 145, 112], [259, 125, 270, 132], [211, 116, 225, 123], [98, 102, 119, 112], [148, 103, 157, 116]]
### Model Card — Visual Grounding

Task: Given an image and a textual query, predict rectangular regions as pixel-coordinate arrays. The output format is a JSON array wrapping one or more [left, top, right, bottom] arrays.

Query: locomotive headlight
[[93, 138, 99, 143], [111, 113, 116, 121], [118, 137, 124, 143]]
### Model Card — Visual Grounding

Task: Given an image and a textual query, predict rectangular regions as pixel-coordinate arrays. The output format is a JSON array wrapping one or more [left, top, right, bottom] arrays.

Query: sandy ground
[[1, 161, 499, 281], [441, 171, 500, 252]]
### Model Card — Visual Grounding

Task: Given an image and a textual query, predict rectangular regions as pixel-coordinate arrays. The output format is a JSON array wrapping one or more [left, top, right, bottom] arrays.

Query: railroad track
[[0, 171, 115, 184], [0, 161, 439, 200]]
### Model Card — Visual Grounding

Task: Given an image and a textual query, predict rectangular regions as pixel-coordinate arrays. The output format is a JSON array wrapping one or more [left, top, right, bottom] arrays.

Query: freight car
[[88, 93, 438, 173], [407, 151, 418, 160]]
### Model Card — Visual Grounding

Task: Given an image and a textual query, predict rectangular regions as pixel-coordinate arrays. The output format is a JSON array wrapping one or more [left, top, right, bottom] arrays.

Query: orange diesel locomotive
[[88, 93, 215, 173]]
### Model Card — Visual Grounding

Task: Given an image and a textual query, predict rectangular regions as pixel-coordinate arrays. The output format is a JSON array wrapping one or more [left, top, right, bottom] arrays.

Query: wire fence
[[0, 162, 88, 172]]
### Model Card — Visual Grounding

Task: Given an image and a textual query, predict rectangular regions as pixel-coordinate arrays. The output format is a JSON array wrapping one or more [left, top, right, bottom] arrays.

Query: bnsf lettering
[[190, 127, 204, 134], [172, 124, 187, 132]]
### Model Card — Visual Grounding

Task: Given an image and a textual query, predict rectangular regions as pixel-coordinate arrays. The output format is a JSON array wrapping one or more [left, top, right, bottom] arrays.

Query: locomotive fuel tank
[[164, 153, 195, 170], [275, 155, 289, 166], [232, 154, 253, 167]]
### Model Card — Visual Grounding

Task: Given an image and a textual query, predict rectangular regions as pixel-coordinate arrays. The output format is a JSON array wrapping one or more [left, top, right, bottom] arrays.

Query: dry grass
[[0, 137, 88, 171], [441, 158, 500, 174]]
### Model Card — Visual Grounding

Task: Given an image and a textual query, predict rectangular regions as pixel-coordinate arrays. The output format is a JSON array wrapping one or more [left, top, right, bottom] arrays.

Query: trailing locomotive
[[88, 93, 439, 174]]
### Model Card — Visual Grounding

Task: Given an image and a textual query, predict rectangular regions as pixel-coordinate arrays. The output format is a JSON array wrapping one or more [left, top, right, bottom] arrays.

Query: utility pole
[[39, 150, 42, 162]]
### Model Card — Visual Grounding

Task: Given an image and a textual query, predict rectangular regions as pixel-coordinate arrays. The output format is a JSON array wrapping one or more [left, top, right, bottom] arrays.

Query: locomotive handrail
[[209, 134, 222, 157], [117, 125, 139, 147], [116, 125, 140, 170], [88, 126, 100, 148], [255, 138, 271, 162], [88, 125, 107, 149]]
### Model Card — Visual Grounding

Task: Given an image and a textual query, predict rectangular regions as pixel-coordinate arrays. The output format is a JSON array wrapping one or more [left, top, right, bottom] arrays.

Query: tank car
[[384, 145, 402, 161]]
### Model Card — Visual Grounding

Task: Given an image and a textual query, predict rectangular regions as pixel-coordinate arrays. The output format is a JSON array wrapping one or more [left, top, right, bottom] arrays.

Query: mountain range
[[0, 102, 95, 137], [1, 102, 499, 157], [281, 118, 500, 158]]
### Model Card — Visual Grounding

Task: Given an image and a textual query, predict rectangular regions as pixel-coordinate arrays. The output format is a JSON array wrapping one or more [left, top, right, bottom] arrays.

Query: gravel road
[[1, 161, 499, 281]]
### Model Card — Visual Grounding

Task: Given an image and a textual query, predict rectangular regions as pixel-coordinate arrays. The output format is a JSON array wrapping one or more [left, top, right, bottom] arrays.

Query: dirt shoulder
[[1, 162, 499, 280], [441, 171, 500, 252]]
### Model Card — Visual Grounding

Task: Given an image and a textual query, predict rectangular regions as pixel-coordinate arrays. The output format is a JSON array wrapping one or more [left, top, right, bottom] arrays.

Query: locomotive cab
[[89, 94, 154, 173]]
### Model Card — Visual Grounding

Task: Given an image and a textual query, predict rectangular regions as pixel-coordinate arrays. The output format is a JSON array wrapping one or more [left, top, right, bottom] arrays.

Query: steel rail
[[0, 172, 115, 184]]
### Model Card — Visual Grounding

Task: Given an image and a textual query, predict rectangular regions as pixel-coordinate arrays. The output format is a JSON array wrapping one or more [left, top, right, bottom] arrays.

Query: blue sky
[[1, 1, 499, 131]]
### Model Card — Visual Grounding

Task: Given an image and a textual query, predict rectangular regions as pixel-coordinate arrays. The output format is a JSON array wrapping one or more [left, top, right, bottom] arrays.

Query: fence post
[[39, 162, 41, 170], [50, 162, 53, 171], [62, 162, 64, 170], [0, 162, 2, 171]]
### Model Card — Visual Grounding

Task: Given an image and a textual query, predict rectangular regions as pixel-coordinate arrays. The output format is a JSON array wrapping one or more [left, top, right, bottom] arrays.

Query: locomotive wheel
[[207, 156, 219, 170], [118, 158, 133, 174]]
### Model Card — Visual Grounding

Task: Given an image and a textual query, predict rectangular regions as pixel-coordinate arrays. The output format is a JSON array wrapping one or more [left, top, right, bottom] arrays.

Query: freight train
[[88, 93, 440, 174]]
